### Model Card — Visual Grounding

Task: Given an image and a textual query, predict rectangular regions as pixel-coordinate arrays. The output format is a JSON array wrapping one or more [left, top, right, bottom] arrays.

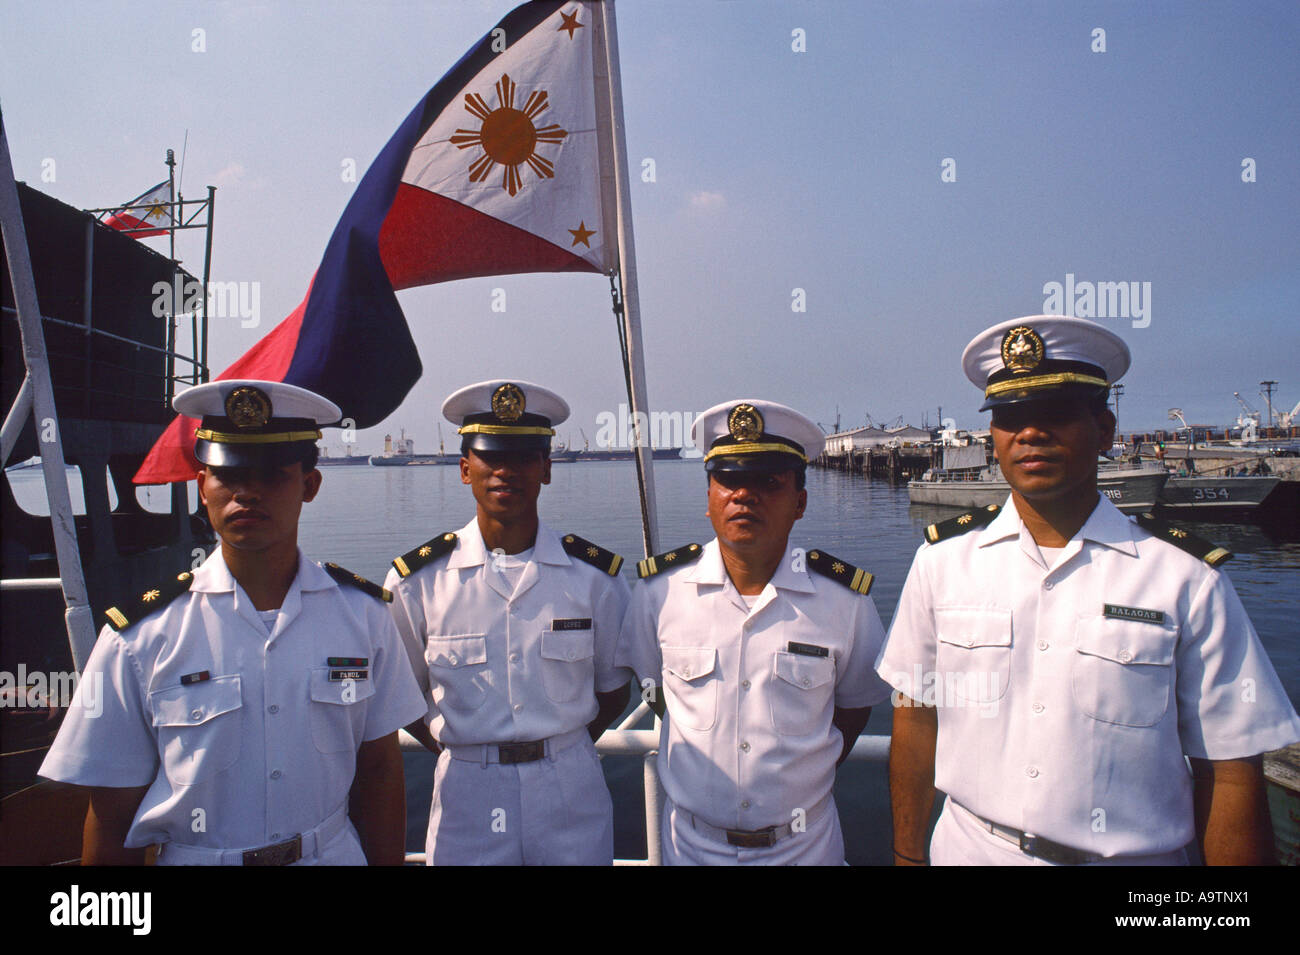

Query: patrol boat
[[907, 458, 1169, 513]]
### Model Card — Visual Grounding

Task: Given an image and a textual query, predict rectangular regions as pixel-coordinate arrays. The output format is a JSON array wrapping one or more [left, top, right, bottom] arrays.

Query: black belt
[[971, 808, 1102, 865]]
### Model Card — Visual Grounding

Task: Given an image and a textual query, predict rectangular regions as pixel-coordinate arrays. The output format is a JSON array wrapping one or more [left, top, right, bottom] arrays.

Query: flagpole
[[165, 148, 178, 407], [596, 0, 659, 557]]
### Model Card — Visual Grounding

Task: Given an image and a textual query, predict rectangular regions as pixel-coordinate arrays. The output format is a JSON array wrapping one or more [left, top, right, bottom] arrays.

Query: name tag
[[180, 670, 210, 685], [329, 669, 369, 681], [787, 642, 828, 658], [327, 656, 368, 667], [552, 618, 592, 631], [1103, 604, 1166, 624]]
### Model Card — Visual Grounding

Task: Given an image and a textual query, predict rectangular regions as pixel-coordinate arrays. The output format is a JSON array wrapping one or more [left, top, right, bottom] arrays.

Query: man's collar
[[979, 493, 1138, 556], [447, 517, 570, 569], [190, 547, 334, 592], [685, 538, 816, 593]]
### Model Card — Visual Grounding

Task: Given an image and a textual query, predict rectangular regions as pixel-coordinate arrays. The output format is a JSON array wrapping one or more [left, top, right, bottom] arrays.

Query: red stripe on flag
[[104, 212, 167, 238], [379, 184, 600, 290], [132, 281, 314, 484]]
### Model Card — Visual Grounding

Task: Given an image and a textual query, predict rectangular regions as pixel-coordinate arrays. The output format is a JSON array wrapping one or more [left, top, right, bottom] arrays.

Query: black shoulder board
[[323, 562, 393, 603], [924, 504, 1001, 544], [392, 532, 458, 578], [637, 543, 703, 579], [1134, 513, 1233, 567], [562, 534, 624, 576], [103, 569, 196, 631], [807, 549, 874, 595]]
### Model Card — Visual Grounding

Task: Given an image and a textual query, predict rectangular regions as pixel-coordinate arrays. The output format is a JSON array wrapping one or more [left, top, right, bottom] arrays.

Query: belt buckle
[[725, 826, 778, 849], [498, 740, 544, 764], [1018, 832, 1081, 866], [243, 834, 302, 866]]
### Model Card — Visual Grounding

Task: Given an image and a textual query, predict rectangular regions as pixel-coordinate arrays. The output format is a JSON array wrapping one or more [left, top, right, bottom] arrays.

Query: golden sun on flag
[[450, 73, 568, 197]]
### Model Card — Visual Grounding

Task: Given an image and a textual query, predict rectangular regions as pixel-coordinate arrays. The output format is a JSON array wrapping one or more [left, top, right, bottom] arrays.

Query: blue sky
[[3, 0, 1297, 453]]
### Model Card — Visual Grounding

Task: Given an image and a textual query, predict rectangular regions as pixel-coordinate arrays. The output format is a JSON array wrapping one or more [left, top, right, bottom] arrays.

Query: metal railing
[[397, 701, 891, 865]]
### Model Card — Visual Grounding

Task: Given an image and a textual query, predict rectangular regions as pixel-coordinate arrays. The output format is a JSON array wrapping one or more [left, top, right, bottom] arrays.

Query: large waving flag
[[103, 181, 173, 238], [135, 1, 618, 483]]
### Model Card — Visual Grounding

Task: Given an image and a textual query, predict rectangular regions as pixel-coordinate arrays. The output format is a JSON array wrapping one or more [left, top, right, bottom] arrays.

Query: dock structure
[[815, 424, 945, 482]]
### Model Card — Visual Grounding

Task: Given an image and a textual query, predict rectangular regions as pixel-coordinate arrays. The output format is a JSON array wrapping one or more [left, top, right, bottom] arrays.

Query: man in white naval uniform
[[616, 400, 892, 865], [40, 380, 426, 865], [880, 316, 1300, 866], [386, 380, 631, 865]]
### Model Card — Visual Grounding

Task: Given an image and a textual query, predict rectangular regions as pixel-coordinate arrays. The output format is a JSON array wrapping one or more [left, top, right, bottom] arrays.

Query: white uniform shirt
[[877, 494, 1300, 858], [616, 539, 893, 832], [39, 549, 427, 859], [384, 519, 631, 745]]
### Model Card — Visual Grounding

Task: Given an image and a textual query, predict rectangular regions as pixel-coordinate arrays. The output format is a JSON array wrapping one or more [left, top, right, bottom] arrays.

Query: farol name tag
[[329, 669, 369, 681], [1103, 604, 1165, 624]]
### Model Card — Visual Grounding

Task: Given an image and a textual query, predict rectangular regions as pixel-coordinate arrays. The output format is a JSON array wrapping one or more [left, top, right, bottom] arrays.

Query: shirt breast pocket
[[150, 675, 243, 786], [1072, 614, 1175, 726], [934, 608, 1012, 704], [770, 651, 835, 736], [309, 666, 377, 753], [425, 634, 489, 720], [662, 646, 718, 732], [539, 629, 595, 703]]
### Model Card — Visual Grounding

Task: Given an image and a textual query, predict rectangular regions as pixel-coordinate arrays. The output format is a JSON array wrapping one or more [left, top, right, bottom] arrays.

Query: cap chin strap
[[703, 441, 808, 463], [457, 424, 556, 436], [984, 372, 1108, 399], [194, 429, 322, 444]]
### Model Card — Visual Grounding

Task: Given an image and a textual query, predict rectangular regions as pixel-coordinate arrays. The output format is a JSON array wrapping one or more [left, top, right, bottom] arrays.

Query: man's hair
[[302, 445, 320, 472]]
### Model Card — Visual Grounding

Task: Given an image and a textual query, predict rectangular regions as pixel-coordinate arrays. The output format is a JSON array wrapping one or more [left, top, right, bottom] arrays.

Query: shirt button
[[1043, 581, 1054, 591], [739, 741, 750, 752], [801, 677, 811, 687], [567, 650, 576, 661], [682, 666, 692, 677], [268, 704, 279, 714], [509, 653, 520, 664], [740, 800, 750, 810], [270, 769, 282, 780], [1119, 649, 1133, 663], [513, 703, 523, 712], [1031, 702, 1044, 714], [1037, 640, 1049, 651], [191, 709, 203, 721], [741, 680, 751, 690], [1025, 766, 1039, 778], [448, 653, 459, 665]]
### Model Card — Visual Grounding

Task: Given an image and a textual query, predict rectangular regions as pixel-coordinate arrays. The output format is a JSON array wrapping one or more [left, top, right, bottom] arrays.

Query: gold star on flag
[[557, 8, 583, 38], [569, 221, 595, 247], [143, 202, 167, 221], [143, 589, 160, 602], [450, 73, 568, 196], [419, 546, 432, 557]]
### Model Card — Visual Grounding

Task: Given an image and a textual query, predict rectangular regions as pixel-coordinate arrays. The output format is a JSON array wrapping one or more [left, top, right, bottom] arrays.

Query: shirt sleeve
[[1175, 568, 1300, 759], [383, 567, 431, 699], [833, 594, 894, 709], [361, 599, 431, 741], [38, 626, 160, 787], [593, 573, 634, 693], [875, 543, 936, 703], [614, 581, 664, 692]]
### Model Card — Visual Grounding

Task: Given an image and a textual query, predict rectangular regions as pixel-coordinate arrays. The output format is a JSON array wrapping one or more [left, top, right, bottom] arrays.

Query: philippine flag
[[135, 1, 619, 484], [103, 181, 173, 238]]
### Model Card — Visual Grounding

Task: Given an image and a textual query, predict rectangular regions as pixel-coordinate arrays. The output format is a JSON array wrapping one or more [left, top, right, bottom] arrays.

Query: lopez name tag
[[787, 642, 829, 658], [1103, 604, 1166, 624], [552, 618, 592, 631]]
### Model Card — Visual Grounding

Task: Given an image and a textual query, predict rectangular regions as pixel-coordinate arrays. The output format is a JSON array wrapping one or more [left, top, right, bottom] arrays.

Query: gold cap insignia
[[1000, 326, 1045, 374], [491, 383, 526, 423], [225, 386, 272, 429], [728, 404, 764, 441]]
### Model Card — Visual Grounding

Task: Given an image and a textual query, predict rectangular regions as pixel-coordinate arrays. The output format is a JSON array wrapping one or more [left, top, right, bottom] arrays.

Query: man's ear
[[795, 488, 807, 520], [303, 467, 323, 503], [460, 454, 472, 486], [541, 455, 552, 486], [196, 469, 209, 506], [1096, 409, 1117, 452]]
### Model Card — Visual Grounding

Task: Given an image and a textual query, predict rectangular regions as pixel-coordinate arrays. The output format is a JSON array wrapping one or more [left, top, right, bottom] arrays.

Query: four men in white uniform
[[40, 380, 425, 865], [616, 400, 893, 864], [879, 316, 1300, 865], [385, 380, 631, 864]]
